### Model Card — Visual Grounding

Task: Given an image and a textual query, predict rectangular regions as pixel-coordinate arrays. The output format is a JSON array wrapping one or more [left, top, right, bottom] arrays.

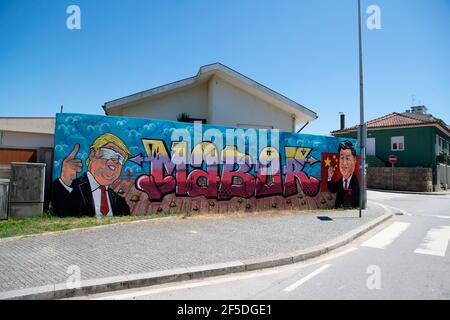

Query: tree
[[437, 152, 450, 165]]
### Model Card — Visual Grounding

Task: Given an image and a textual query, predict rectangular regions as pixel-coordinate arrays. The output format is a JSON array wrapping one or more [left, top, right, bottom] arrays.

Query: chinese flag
[[320, 152, 360, 192]]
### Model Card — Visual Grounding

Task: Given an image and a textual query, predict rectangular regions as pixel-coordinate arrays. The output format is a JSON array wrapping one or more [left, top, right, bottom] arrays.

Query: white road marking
[[385, 204, 412, 216], [367, 201, 412, 217], [283, 264, 331, 293], [88, 247, 357, 300], [435, 216, 450, 220], [370, 200, 450, 219], [414, 226, 450, 257], [361, 222, 410, 249]]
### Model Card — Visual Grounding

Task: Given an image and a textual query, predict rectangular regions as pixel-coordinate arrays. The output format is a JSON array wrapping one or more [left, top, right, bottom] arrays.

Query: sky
[[0, 0, 449, 136]]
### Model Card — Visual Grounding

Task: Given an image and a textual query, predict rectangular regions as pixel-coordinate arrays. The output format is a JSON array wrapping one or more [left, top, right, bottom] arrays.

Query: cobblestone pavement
[[0, 205, 385, 292]]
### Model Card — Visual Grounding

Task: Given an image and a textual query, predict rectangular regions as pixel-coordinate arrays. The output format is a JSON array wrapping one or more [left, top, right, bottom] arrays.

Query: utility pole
[[358, 0, 367, 217]]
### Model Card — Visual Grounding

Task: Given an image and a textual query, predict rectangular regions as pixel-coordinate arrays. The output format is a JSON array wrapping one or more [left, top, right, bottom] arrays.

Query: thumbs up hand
[[60, 144, 82, 187]]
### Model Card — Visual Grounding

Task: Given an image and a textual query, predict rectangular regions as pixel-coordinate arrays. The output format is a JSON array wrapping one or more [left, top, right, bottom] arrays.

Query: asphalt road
[[76, 190, 450, 300]]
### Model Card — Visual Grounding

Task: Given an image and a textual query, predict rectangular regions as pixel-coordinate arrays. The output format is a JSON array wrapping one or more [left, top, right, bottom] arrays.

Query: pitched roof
[[331, 112, 450, 135], [103, 63, 318, 123]]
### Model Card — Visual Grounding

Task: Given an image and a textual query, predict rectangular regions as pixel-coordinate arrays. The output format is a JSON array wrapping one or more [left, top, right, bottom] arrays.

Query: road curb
[[0, 210, 394, 300]]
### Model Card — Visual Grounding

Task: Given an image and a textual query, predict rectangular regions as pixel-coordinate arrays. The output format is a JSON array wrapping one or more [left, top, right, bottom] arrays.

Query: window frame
[[391, 136, 405, 151]]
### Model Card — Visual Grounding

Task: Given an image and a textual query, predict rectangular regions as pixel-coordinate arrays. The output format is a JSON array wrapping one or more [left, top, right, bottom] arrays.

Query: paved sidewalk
[[0, 204, 386, 293]]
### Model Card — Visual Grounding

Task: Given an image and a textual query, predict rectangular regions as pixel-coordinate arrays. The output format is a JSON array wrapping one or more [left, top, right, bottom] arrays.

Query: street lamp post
[[358, 0, 367, 217]]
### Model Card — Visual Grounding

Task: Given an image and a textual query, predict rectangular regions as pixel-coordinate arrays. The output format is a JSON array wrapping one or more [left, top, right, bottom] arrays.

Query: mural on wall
[[320, 141, 360, 208], [52, 113, 360, 217]]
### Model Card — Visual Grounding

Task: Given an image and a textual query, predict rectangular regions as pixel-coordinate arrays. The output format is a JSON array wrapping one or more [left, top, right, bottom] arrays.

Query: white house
[[103, 63, 318, 132]]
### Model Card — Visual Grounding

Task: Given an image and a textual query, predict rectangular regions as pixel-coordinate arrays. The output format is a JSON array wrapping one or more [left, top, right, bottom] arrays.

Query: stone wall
[[367, 167, 433, 192]]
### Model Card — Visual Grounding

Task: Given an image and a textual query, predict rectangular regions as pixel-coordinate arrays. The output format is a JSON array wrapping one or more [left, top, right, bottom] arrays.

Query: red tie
[[344, 179, 348, 190], [100, 185, 109, 215]]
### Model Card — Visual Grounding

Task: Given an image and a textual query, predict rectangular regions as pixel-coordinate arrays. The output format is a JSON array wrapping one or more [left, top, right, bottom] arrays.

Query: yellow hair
[[86, 133, 131, 167]]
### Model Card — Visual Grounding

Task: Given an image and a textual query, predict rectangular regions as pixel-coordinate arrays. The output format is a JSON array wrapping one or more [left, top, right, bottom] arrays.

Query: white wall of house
[[113, 76, 294, 131], [0, 131, 54, 149], [207, 76, 293, 131], [0, 118, 55, 149], [0, 117, 55, 135], [108, 83, 209, 122]]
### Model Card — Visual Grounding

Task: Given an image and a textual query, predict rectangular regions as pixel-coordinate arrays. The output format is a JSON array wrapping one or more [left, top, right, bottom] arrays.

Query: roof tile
[[331, 112, 450, 135]]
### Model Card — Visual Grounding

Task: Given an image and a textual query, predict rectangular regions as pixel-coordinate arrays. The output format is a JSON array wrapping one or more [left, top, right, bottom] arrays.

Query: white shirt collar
[[343, 174, 353, 184], [87, 171, 108, 192]]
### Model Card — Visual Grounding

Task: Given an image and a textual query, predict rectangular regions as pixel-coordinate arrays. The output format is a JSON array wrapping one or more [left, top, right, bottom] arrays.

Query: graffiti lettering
[[284, 146, 320, 197], [134, 139, 321, 201]]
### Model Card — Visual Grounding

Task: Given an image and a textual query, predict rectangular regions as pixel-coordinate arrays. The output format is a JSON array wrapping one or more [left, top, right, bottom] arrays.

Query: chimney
[[410, 105, 428, 115], [340, 112, 345, 130]]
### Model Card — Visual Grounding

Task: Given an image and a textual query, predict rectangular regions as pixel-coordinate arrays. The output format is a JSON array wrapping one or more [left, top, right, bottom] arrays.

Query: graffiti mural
[[320, 141, 361, 208], [52, 113, 360, 217]]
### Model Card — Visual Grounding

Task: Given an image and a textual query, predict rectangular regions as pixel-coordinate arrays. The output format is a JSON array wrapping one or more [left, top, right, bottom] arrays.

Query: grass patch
[[0, 212, 182, 239]]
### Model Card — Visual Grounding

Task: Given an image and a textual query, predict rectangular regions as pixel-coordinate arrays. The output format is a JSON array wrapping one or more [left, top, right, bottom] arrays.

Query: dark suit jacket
[[52, 172, 130, 217], [327, 175, 360, 208]]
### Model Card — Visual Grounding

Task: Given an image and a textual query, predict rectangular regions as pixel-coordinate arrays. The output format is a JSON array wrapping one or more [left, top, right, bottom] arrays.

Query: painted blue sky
[[0, 0, 449, 135]]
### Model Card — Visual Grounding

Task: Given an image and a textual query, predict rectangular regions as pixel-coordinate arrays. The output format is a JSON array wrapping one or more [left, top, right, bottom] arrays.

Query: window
[[437, 136, 449, 155], [391, 136, 404, 151], [436, 135, 440, 156], [367, 138, 376, 155]]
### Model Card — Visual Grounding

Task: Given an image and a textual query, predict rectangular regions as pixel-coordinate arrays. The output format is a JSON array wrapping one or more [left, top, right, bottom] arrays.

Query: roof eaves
[[200, 63, 318, 120], [104, 75, 197, 110], [332, 122, 450, 135], [103, 62, 318, 121]]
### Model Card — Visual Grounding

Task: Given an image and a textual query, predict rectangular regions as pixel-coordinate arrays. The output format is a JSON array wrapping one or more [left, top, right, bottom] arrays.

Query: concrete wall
[[367, 167, 433, 192], [0, 131, 54, 148], [109, 83, 208, 122], [208, 76, 293, 131], [0, 117, 55, 135]]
